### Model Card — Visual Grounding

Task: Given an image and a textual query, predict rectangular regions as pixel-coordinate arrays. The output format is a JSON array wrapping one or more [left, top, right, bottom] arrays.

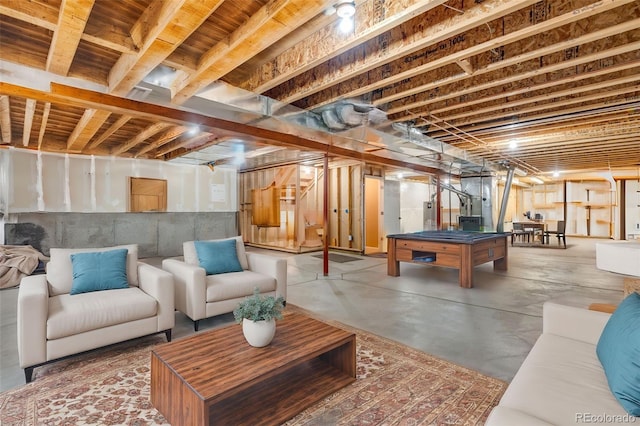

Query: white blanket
[[0, 245, 48, 289]]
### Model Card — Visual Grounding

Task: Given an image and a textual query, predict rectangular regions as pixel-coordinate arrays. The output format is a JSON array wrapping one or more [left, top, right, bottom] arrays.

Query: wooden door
[[130, 177, 167, 212], [364, 176, 384, 254]]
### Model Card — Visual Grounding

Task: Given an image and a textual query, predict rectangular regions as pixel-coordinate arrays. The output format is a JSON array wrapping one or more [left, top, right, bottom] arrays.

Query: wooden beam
[[455, 59, 473, 75], [172, 0, 329, 104], [22, 99, 36, 147], [87, 115, 132, 150], [447, 85, 640, 126], [428, 100, 640, 140], [432, 62, 640, 116], [0, 1, 58, 31], [46, 0, 95, 75], [154, 132, 216, 157], [398, 55, 640, 121], [135, 125, 189, 157], [240, 0, 448, 93], [0, 1, 138, 54], [66, 108, 112, 152], [108, 0, 224, 96], [388, 20, 640, 117], [0, 96, 11, 143], [273, 0, 540, 105], [112, 122, 172, 155], [439, 74, 640, 122], [37, 102, 51, 149], [437, 113, 640, 143], [82, 25, 138, 55]]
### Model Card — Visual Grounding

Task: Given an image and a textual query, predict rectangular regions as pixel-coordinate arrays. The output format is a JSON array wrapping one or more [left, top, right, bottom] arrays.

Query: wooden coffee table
[[150, 312, 356, 426]]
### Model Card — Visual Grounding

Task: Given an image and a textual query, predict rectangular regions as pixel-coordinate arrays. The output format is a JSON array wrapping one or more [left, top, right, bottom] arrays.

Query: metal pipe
[[440, 182, 472, 201], [496, 168, 515, 233]]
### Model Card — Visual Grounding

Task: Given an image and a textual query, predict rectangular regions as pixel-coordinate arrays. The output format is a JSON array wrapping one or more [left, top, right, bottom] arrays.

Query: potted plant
[[233, 288, 285, 347]]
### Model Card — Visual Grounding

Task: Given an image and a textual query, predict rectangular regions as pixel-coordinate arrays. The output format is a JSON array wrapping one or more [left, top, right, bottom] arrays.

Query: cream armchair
[[162, 236, 287, 331], [17, 244, 174, 383]]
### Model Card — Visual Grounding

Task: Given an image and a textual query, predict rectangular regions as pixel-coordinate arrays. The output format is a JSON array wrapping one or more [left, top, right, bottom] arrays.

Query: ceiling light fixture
[[335, 1, 356, 18], [513, 168, 527, 177], [335, 1, 355, 32]]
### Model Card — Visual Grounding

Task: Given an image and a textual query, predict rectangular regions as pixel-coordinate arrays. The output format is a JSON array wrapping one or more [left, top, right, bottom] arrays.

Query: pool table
[[386, 231, 509, 288]]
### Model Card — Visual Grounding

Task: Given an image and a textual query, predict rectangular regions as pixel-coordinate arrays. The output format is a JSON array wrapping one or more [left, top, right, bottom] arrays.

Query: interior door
[[364, 176, 384, 254]]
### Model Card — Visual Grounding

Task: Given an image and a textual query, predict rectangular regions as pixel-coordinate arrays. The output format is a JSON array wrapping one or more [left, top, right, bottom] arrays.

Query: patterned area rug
[[0, 307, 506, 425]]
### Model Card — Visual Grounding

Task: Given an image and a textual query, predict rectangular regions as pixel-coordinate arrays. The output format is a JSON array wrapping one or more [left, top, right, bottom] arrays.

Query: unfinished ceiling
[[0, 0, 639, 179]]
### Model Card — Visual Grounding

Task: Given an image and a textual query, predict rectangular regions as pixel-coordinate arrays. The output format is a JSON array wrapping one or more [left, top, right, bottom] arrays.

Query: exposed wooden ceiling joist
[[171, 0, 331, 104], [0, 0, 638, 176]]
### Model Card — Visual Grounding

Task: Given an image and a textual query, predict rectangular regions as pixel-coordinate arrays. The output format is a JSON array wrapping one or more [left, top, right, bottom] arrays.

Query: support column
[[323, 154, 329, 276], [436, 175, 442, 230]]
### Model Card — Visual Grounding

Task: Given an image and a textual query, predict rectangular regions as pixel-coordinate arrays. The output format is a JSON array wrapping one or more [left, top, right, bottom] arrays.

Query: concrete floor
[[0, 237, 625, 393]]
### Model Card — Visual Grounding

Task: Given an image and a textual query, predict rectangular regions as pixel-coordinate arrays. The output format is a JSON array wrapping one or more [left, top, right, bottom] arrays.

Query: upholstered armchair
[[162, 236, 287, 331], [17, 244, 175, 383]]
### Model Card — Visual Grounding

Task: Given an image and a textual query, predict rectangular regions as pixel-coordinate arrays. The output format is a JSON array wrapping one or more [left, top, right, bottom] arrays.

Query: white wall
[[399, 180, 432, 233], [0, 148, 237, 214], [626, 179, 640, 239]]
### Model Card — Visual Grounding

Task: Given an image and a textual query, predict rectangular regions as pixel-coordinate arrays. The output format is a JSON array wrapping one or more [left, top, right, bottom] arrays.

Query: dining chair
[[511, 222, 531, 245], [544, 220, 566, 248]]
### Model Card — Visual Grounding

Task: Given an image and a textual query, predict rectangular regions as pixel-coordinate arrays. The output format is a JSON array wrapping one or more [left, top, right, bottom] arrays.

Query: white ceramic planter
[[242, 318, 276, 347]]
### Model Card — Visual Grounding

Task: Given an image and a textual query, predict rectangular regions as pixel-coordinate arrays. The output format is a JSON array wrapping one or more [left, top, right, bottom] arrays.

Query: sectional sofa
[[487, 301, 638, 425]]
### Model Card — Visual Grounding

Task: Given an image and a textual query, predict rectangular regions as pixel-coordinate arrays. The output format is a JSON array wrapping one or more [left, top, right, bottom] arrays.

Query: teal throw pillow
[[194, 239, 243, 275], [596, 292, 640, 415], [70, 249, 129, 295]]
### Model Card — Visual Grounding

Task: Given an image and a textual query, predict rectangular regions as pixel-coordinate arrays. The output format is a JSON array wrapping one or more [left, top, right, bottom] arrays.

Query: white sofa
[[596, 241, 640, 277], [486, 302, 631, 425], [17, 244, 175, 383], [162, 236, 287, 331]]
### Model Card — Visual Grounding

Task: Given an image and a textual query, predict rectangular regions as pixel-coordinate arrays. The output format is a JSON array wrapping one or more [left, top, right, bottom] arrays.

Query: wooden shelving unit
[[530, 183, 563, 222], [566, 181, 613, 237]]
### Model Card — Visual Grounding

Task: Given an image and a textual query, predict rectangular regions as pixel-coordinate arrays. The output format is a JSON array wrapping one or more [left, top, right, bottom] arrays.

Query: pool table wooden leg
[[387, 238, 400, 276], [493, 257, 508, 271], [494, 239, 508, 271], [460, 244, 473, 288]]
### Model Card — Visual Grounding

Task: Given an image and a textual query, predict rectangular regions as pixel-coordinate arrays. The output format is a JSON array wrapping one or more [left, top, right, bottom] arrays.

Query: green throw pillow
[[596, 292, 640, 415], [70, 248, 129, 295], [194, 239, 243, 275]]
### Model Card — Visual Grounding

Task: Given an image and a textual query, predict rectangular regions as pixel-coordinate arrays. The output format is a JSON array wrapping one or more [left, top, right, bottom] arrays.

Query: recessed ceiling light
[[335, 1, 355, 18], [509, 140, 517, 149], [552, 171, 560, 178], [335, 1, 355, 33]]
